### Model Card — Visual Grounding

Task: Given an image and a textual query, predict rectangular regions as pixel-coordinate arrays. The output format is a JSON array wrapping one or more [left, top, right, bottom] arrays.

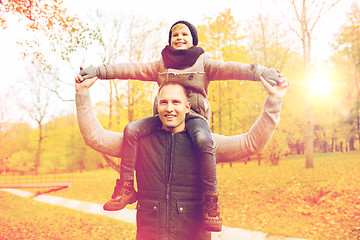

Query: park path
[[2, 189, 306, 240]]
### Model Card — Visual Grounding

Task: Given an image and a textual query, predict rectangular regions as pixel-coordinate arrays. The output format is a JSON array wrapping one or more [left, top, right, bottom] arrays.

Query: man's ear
[[186, 101, 191, 113]]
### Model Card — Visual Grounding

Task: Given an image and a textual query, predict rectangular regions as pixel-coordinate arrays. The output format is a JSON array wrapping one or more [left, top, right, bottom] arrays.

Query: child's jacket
[[97, 53, 268, 121]]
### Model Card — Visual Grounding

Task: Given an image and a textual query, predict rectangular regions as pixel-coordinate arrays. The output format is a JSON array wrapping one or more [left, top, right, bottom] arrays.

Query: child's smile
[[170, 23, 193, 50]]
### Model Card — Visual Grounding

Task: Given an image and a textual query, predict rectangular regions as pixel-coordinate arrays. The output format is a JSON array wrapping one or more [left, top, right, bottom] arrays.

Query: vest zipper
[[165, 133, 175, 240], [165, 183, 170, 240]]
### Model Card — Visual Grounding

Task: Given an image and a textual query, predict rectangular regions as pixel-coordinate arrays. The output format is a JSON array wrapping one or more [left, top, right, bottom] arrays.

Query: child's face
[[170, 24, 193, 50]]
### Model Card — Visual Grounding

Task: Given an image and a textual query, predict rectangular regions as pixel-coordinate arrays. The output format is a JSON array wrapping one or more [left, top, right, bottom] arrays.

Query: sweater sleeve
[[204, 55, 267, 82], [97, 60, 160, 82], [76, 90, 123, 158], [212, 96, 282, 163]]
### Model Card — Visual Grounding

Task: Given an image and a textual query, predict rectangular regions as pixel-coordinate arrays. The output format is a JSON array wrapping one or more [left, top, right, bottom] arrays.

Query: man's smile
[[164, 114, 176, 120]]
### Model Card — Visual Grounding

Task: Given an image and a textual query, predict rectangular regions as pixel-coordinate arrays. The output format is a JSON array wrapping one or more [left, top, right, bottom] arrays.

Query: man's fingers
[[266, 78, 277, 87], [260, 76, 271, 88], [279, 80, 290, 88], [75, 75, 82, 83]]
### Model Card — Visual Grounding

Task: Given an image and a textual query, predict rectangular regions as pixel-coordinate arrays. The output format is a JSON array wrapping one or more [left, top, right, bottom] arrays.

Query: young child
[[79, 20, 281, 232]]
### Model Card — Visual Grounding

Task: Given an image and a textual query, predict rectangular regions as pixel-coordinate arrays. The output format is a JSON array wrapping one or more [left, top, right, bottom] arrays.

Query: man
[[75, 74, 289, 240], [134, 82, 211, 239]]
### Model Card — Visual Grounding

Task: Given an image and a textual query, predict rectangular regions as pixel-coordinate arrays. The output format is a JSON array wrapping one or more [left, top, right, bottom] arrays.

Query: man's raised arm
[[75, 73, 123, 158]]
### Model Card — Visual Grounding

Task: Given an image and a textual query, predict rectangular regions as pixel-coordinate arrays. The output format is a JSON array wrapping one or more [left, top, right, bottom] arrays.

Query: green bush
[[7, 150, 35, 173]]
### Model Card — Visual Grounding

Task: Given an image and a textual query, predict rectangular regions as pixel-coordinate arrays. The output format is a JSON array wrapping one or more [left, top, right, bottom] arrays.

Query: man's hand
[[75, 67, 98, 92], [260, 74, 289, 100]]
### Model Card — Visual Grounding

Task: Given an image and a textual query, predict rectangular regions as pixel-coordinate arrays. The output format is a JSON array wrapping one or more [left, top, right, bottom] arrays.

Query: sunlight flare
[[308, 68, 332, 96]]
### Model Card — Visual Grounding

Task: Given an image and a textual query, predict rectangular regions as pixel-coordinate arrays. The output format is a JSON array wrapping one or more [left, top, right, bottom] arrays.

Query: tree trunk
[[127, 81, 134, 123], [305, 82, 314, 168], [35, 122, 43, 174], [108, 81, 113, 129], [349, 135, 355, 151], [227, 81, 232, 135], [218, 81, 222, 135]]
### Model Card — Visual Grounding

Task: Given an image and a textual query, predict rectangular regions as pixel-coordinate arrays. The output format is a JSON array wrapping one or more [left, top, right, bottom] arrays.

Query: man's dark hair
[[158, 82, 190, 100]]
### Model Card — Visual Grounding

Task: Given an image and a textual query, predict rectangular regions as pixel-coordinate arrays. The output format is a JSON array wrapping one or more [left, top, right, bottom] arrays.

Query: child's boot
[[110, 179, 123, 199], [103, 179, 137, 211], [203, 193, 222, 232]]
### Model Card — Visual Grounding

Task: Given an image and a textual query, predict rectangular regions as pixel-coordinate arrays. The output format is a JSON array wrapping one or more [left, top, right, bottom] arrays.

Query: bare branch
[[47, 88, 74, 102]]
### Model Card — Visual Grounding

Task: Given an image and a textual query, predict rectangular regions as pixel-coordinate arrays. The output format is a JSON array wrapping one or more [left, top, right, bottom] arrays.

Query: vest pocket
[[176, 200, 202, 214], [136, 199, 160, 240], [175, 200, 204, 238]]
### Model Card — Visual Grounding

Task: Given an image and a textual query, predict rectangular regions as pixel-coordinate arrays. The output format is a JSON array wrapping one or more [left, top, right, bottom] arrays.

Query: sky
[[62, 0, 353, 60], [0, 0, 354, 124]]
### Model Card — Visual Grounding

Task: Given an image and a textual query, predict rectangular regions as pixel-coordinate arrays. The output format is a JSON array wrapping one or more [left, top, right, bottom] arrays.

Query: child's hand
[[79, 66, 100, 81], [260, 68, 281, 86]]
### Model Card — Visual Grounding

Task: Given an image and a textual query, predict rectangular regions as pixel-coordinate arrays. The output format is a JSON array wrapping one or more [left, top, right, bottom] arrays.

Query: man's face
[[157, 84, 190, 134], [170, 24, 193, 50]]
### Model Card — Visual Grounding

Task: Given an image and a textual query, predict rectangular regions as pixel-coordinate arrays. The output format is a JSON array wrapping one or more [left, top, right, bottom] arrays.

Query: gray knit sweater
[[76, 90, 282, 163]]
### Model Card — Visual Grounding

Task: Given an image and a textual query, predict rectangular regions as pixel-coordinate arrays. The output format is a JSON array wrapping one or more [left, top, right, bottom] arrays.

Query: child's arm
[[204, 55, 280, 86], [79, 61, 160, 82]]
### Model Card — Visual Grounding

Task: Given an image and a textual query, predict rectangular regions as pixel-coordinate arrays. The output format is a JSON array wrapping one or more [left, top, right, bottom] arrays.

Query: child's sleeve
[[204, 56, 279, 85], [212, 96, 282, 163], [97, 60, 160, 82]]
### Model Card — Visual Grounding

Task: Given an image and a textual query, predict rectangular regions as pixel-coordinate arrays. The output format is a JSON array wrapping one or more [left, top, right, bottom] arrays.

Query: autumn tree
[[42, 114, 103, 172], [284, 0, 342, 168], [86, 12, 164, 172], [0, 82, 33, 171], [333, 1, 360, 150], [1, 0, 100, 101], [0, 90, 12, 156], [246, 13, 295, 70], [17, 62, 54, 174], [123, 16, 162, 123], [89, 12, 162, 130], [1, 0, 100, 172], [198, 9, 250, 135], [87, 10, 126, 130], [246, 12, 305, 163]]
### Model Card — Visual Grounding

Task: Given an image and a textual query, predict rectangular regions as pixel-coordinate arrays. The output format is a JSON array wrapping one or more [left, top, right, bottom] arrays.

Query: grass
[[0, 191, 136, 239], [217, 151, 360, 239], [1, 151, 360, 239]]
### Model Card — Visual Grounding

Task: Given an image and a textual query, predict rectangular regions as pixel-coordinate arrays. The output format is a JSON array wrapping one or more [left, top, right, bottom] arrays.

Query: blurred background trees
[[0, 0, 359, 173]]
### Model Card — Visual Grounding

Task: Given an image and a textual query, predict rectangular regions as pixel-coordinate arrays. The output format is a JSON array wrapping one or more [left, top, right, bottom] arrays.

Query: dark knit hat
[[168, 20, 199, 46]]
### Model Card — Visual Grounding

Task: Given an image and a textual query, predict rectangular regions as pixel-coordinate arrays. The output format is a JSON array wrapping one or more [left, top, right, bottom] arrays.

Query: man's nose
[[165, 103, 174, 112]]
